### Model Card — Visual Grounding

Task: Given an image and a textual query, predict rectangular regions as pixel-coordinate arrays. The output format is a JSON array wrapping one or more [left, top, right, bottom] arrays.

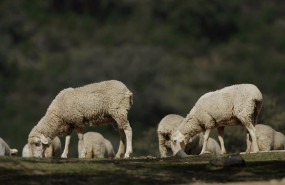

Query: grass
[[0, 152, 285, 185]]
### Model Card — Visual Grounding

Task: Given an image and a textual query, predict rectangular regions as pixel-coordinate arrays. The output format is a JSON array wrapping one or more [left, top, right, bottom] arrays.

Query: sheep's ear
[[188, 137, 193, 143], [40, 135, 49, 145]]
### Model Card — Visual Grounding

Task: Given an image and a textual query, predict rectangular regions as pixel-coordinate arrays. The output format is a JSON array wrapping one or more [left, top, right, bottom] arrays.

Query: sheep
[[171, 84, 263, 155], [274, 131, 285, 150], [22, 136, 61, 157], [27, 80, 133, 159], [157, 114, 221, 157], [185, 133, 221, 155], [0, 137, 18, 156], [158, 114, 184, 157], [246, 124, 285, 152], [83, 132, 115, 159]]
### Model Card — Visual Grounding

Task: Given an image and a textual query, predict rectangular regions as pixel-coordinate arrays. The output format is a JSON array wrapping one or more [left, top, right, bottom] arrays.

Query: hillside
[[1, 0, 285, 156]]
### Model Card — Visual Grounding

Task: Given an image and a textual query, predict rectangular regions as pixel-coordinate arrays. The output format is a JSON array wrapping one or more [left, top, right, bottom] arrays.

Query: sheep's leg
[[200, 129, 211, 155], [245, 124, 259, 153], [85, 151, 93, 159], [158, 133, 168, 157], [61, 134, 71, 158], [245, 131, 252, 153], [77, 128, 86, 158], [237, 102, 259, 153], [115, 129, 126, 159], [123, 123, 133, 158], [113, 110, 133, 159], [218, 127, 227, 154], [84, 143, 93, 159], [44, 145, 53, 157]]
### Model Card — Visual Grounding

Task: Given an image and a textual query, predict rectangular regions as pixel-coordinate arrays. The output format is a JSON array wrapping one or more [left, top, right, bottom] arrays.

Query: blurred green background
[[1, 0, 285, 157]]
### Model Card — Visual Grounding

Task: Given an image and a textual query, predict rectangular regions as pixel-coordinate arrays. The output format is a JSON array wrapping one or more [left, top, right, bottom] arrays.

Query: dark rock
[[175, 150, 188, 158], [210, 154, 245, 167]]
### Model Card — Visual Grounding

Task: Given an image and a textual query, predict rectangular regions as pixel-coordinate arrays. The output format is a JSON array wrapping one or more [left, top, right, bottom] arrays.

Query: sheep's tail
[[125, 91, 133, 106]]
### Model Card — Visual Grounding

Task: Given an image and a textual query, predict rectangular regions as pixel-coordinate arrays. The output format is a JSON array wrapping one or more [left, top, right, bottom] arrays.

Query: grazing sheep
[[157, 114, 221, 157], [83, 132, 115, 159], [157, 114, 184, 157], [171, 84, 263, 155], [246, 124, 285, 152], [22, 136, 61, 157], [27, 80, 133, 158], [0, 137, 18, 156]]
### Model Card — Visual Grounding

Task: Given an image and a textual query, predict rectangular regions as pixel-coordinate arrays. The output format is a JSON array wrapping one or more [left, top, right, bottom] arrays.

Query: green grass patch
[[0, 152, 285, 185]]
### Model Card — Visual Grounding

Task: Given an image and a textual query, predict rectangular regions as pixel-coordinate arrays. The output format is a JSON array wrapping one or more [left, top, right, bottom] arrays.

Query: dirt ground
[[0, 152, 285, 185]]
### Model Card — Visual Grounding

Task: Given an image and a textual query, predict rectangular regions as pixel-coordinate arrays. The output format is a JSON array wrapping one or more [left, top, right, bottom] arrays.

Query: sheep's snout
[[171, 131, 185, 155]]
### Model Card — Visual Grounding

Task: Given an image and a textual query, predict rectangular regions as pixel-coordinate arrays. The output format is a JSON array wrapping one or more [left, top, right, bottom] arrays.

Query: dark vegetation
[[1, 152, 285, 185], [1, 0, 285, 157]]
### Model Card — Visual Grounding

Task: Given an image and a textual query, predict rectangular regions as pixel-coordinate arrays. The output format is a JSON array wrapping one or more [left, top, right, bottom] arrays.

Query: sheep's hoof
[[79, 154, 86, 158], [124, 152, 133, 159], [249, 151, 258, 154], [79, 151, 86, 158], [61, 154, 67, 158], [200, 151, 211, 155]]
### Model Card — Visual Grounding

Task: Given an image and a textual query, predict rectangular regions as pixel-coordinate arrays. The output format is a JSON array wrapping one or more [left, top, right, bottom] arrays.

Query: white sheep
[[246, 124, 285, 152], [273, 131, 285, 150], [157, 114, 184, 157], [22, 136, 61, 157], [0, 137, 18, 156], [157, 114, 221, 157], [27, 80, 133, 158], [83, 132, 115, 159], [185, 133, 221, 155], [171, 84, 263, 155]]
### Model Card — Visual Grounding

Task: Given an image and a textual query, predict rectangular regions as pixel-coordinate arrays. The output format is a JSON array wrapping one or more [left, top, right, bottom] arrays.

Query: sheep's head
[[171, 130, 186, 155], [10, 149, 18, 155], [28, 134, 50, 157]]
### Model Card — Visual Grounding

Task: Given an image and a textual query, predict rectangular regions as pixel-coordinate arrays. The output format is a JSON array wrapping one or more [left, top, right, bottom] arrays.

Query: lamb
[[22, 136, 61, 157], [27, 80, 133, 159], [83, 132, 115, 159], [185, 133, 221, 155], [0, 137, 18, 156], [157, 114, 184, 157], [246, 124, 285, 152], [273, 131, 285, 150], [157, 114, 221, 157], [171, 84, 263, 155]]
